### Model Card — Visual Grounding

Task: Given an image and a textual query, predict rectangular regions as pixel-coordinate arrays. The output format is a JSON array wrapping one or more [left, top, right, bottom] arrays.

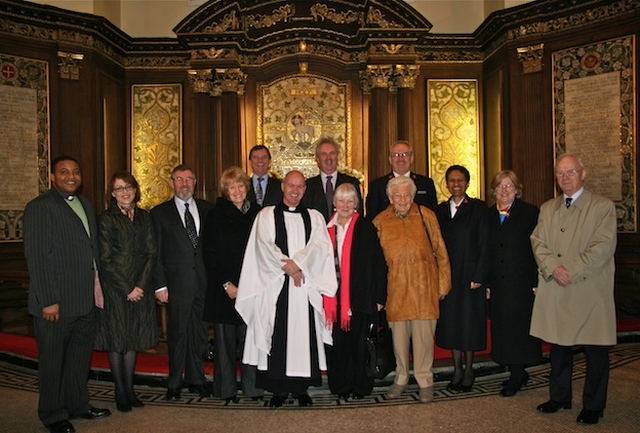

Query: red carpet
[[2, 319, 639, 375]]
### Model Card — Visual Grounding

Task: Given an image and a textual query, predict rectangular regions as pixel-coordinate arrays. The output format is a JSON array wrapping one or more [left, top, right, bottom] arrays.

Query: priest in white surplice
[[236, 170, 337, 407]]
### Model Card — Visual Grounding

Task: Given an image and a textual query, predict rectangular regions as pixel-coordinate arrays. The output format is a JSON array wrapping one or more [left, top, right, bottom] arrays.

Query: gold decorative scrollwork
[[204, 10, 240, 34], [367, 6, 402, 29], [359, 65, 394, 92], [310, 4, 364, 25], [245, 5, 295, 30], [215, 68, 247, 95]]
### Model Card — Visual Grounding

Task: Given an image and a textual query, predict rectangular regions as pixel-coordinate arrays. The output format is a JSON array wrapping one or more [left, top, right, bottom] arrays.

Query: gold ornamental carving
[[57, 51, 84, 80], [310, 4, 364, 25], [215, 68, 247, 95], [245, 5, 295, 30], [187, 69, 213, 94], [394, 64, 421, 89], [367, 6, 401, 29], [204, 10, 240, 34], [517, 43, 544, 74], [359, 65, 394, 93]]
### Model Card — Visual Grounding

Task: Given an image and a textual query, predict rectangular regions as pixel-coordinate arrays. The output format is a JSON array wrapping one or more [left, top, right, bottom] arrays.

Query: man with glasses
[[530, 153, 617, 425], [366, 140, 437, 219], [151, 164, 215, 401]]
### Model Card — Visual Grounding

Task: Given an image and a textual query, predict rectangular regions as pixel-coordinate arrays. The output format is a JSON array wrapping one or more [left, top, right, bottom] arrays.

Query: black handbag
[[365, 310, 396, 379]]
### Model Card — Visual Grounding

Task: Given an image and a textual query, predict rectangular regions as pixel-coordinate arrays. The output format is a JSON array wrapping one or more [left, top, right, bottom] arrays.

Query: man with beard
[[151, 164, 214, 400]]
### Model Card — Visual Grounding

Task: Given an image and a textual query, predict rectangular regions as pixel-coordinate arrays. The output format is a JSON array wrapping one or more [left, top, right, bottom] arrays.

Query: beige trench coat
[[529, 189, 617, 346]]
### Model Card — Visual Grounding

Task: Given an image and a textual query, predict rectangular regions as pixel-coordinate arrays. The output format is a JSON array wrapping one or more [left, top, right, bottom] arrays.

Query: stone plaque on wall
[[0, 54, 49, 242], [553, 36, 636, 232]]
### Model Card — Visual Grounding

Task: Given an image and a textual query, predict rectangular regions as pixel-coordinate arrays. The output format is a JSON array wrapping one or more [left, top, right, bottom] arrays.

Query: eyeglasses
[[172, 176, 196, 183], [391, 152, 412, 158], [556, 169, 581, 178], [113, 186, 135, 193], [495, 184, 515, 190]]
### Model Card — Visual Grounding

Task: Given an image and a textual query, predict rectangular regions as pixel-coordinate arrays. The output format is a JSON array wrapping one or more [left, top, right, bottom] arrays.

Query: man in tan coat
[[530, 153, 617, 425]]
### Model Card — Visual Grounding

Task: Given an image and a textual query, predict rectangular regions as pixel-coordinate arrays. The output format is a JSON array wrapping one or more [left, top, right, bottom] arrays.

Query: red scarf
[[323, 212, 358, 331]]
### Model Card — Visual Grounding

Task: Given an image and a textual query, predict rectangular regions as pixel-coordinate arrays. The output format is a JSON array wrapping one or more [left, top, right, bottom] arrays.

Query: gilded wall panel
[[257, 75, 355, 180], [131, 84, 182, 210], [428, 80, 481, 202]]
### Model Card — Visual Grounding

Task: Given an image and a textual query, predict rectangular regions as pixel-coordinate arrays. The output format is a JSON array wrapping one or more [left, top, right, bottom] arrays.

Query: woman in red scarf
[[323, 183, 387, 399]]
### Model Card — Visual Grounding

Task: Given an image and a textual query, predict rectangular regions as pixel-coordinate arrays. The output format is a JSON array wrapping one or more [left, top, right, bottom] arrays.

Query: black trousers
[[33, 309, 96, 425], [212, 323, 263, 399], [325, 312, 374, 396], [549, 344, 610, 411]]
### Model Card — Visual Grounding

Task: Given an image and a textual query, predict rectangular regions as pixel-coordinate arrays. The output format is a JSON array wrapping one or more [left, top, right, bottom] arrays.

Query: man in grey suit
[[246, 144, 282, 207], [302, 137, 362, 221], [152, 164, 214, 400], [23, 155, 111, 433]]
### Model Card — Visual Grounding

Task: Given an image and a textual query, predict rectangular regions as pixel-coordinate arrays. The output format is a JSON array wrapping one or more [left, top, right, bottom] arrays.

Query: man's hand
[[155, 289, 169, 303], [552, 265, 571, 287], [42, 304, 60, 322], [281, 258, 305, 287], [225, 282, 239, 300]]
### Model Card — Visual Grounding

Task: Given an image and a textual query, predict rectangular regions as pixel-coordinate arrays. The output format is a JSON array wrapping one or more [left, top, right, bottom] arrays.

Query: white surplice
[[235, 205, 337, 377]]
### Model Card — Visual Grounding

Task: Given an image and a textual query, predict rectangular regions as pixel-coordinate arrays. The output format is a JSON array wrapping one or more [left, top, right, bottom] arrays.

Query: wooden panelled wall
[[0, 2, 639, 292]]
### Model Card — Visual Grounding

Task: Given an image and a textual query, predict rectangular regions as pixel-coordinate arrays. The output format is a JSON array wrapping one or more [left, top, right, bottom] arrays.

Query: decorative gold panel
[[257, 75, 352, 179], [427, 80, 481, 202], [131, 84, 182, 210]]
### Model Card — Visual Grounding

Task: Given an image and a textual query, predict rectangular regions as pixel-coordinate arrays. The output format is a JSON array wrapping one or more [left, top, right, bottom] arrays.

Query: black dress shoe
[[164, 388, 181, 401], [78, 406, 111, 420], [128, 395, 145, 408], [224, 396, 239, 403], [337, 392, 351, 399], [500, 372, 530, 397], [351, 392, 365, 400], [47, 420, 75, 433], [537, 400, 572, 413], [576, 408, 603, 424], [297, 393, 313, 407], [251, 395, 264, 401], [116, 400, 132, 412], [188, 383, 212, 397], [269, 395, 285, 407]]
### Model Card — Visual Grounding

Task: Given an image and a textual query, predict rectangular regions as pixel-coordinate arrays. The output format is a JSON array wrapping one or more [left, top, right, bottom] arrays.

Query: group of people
[[23, 142, 616, 432]]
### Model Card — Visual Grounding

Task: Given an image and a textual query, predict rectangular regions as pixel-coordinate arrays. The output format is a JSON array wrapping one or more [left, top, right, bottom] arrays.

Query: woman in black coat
[[95, 171, 158, 412], [323, 183, 388, 399], [487, 170, 541, 396], [202, 166, 262, 402], [435, 165, 490, 392]]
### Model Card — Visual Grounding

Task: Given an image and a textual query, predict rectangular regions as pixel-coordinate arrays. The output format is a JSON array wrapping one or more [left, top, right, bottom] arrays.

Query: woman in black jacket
[[202, 166, 262, 402], [95, 172, 158, 412], [487, 170, 541, 396]]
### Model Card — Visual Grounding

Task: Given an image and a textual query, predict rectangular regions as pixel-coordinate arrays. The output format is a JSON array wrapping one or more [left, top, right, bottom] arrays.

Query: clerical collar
[[67, 195, 75, 201]]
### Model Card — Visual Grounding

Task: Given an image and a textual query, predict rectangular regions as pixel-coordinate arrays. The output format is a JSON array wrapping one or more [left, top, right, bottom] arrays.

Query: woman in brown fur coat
[[372, 176, 451, 404]]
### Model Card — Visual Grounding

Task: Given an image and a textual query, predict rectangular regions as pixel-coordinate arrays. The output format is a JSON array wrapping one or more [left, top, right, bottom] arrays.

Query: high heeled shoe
[[500, 372, 529, 397], [458, 371, 475, 392]]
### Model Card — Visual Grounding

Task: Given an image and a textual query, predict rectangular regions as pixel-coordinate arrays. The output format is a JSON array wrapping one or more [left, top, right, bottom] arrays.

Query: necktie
[[565, 197, 573, 208], [325, 175, 334, 213], [256, 177, 264, 206], [184, 202, 198, 249]]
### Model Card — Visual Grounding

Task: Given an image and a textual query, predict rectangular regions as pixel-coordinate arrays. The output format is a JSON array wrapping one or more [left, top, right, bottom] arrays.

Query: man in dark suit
[[151, 164, 215, 400], [366, 140, 437, 219], [246, 144, 282, 207], [23, 155, 111, 433], [302, 137, 362, 221]]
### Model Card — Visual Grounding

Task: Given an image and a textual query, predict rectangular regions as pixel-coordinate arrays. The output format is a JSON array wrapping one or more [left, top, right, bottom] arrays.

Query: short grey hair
[[386, 176, 417, 199], [333, 183, 359, 208]]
